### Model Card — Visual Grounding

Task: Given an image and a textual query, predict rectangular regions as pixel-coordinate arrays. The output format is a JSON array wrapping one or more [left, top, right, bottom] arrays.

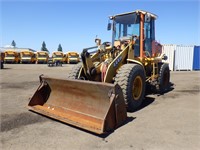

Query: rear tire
[[115, 64, 146, 112], [67, 63, 82, 79], [158, 63, 170, 93]]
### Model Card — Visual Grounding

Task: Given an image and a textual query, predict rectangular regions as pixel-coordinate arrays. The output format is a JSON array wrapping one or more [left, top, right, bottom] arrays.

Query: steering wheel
[[144, 51, 151, 57], [119, 35, 139, 41]]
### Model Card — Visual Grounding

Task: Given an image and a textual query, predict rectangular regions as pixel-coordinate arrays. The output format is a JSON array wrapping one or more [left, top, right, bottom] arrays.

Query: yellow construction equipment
[[28, 10, 170, 134]]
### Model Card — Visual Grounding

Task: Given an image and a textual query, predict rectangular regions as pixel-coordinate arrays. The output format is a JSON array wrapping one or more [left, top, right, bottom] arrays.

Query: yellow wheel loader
[[28, 10, 170, 134]]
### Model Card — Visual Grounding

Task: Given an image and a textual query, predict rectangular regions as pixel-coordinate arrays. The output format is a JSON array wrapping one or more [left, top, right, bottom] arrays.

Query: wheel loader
[[28, 10, 170, 134]]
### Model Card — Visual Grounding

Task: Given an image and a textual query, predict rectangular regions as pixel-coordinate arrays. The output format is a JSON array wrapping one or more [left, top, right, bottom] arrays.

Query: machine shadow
[[131, 96, 155, 113], [94, 116, 136, 138], [158, 82, 175, 95], [96, 97, 156, 137], [146, 82, 175, 96]]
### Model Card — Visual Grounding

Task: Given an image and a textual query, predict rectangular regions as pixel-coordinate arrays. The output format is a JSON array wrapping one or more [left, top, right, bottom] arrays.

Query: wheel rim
[[132, 76, 143, 100]]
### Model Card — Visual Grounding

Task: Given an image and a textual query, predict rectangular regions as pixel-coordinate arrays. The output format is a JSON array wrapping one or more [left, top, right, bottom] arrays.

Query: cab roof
[[110, 10, 157, 19]]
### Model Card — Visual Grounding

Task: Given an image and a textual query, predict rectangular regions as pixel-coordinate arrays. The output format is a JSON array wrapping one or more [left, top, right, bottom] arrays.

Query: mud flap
[[28, 75, 127, 134]]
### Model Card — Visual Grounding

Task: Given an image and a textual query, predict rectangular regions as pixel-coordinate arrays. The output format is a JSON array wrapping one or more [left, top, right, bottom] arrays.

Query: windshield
[[6, 54, 15, 57], [69, 55, 78, 58], [53, 55, 62, 58], [113, 13, 140, 40], [38, 54, 47, 58], [22, 54, 31, 57]]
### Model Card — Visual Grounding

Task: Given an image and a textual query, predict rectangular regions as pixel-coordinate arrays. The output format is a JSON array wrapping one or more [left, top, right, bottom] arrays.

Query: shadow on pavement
[[132, 96, 155, 113], [146, 82, 175, 96]]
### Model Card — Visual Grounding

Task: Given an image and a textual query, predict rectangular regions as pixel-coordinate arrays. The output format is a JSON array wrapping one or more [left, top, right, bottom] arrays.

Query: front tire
[[115, 64, 146, 112], [67, 63, 82, 79], [158, 63, 170, 93]]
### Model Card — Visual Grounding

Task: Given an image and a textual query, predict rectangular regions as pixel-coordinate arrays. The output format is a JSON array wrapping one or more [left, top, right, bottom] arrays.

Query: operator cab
[[108, 10, 157, 57]]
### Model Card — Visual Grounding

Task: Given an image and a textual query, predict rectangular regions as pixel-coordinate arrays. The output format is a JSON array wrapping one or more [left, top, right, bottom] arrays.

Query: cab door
[[144, 17, 155, 57]]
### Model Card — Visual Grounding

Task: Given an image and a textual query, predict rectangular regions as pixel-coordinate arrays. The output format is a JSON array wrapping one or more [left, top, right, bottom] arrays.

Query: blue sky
[[1, 0, 199, 53]]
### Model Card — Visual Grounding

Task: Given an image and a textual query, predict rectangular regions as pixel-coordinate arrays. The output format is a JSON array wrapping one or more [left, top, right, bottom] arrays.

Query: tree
[[41, 41, 48, 52], [57, 44, 62, 52], [11, 40, 16, 47]]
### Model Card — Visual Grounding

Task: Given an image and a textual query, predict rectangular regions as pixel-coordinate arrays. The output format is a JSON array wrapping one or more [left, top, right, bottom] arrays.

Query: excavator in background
[[28, 10, 170, 134]]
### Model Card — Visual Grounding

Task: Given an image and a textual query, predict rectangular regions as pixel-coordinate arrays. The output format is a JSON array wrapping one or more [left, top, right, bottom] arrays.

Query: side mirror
[[107, 23, 111, 31], [163, 55, 168, 61], [161, 54, 168, 60]]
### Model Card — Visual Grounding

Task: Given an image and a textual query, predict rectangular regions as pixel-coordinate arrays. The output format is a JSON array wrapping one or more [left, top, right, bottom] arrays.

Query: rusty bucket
[[28, 75, 127, 134]]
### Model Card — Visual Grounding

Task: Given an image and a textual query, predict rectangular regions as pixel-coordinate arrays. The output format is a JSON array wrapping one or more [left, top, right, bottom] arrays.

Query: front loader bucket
[[28, 76, 127, 134]]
